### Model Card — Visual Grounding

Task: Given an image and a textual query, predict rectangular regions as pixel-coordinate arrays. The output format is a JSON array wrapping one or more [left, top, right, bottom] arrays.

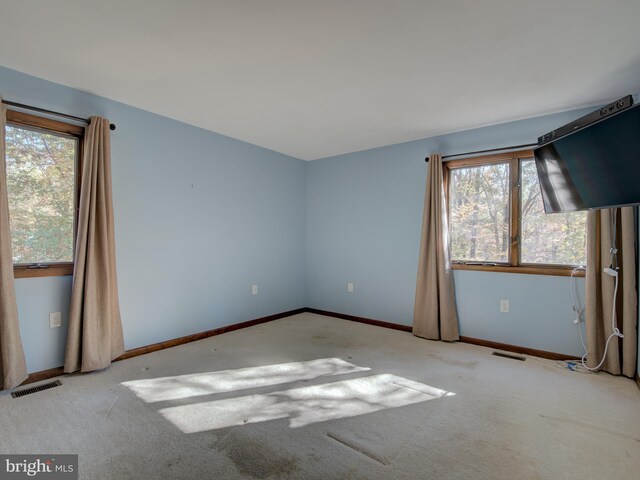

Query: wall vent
[[492, 351, 526, 362], [11, 380, 62, 398]]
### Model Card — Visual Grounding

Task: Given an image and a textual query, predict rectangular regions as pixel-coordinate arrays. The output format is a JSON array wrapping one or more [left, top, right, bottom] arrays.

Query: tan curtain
[[64, 117, 124, 373], [413, 153, 459, 341], [585, 208, 637, 377], [0, 101, 28, 389]]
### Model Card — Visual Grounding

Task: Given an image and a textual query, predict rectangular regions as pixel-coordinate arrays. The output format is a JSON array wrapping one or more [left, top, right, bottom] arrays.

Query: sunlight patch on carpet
[[159, 374, 454, 432], [122, 358, 370, 402]]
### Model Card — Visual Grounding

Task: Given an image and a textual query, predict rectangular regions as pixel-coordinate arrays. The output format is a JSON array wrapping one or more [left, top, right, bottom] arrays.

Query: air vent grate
[[492, 351, 526, 362], [11, 380, 62, 398]]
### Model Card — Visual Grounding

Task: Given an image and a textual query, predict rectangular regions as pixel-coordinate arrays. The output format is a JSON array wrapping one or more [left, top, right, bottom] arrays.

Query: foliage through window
[[4, 111, 82, 276], [519, 159, 587, 265], [449, 162, 510, 263], [445, 151, 586, 273]]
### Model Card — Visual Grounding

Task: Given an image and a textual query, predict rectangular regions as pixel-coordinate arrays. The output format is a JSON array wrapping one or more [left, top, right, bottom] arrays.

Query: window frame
[[443, 149, 585, 277], [6, 110, 84, 278]]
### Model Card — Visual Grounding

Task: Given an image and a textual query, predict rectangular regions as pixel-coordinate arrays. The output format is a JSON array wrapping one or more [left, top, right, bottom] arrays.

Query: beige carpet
[[1, 312, 639, 479]]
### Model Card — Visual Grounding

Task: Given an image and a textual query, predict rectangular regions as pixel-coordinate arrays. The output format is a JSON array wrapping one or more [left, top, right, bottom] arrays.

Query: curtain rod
[[424, 143, 538, 162], [2, 100, 116, 131]]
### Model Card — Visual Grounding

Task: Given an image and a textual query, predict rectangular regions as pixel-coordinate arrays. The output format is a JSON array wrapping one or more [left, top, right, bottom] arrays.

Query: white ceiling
[[1, 1, 639, 160]]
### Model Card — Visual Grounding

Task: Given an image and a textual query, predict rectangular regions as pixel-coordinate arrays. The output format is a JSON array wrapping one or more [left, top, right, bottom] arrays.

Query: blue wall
[[306, 109, 596, 356], [2, 64, 622, 371], [1, 66, 308, 373]]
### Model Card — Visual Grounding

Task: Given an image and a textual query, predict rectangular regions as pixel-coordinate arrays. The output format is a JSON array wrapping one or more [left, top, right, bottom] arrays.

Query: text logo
[[0, 455, 77, 479]]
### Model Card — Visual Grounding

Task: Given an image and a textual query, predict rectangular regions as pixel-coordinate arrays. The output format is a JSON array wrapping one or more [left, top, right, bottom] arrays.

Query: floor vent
[[11, 380, 62, 398], [492, 351, 526, 362]]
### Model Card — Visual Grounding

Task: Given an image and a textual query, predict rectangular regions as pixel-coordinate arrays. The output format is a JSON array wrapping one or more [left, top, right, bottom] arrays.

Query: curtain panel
[[585, 207, 637, 377], [0, 101, 28, 389], [64, 117, 124, 373], [413, 153, 459, 341]]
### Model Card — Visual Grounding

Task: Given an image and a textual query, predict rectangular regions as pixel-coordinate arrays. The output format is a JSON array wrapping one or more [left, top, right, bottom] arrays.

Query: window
[[445, 150, 587, 276], [5, 111, 83, 278]]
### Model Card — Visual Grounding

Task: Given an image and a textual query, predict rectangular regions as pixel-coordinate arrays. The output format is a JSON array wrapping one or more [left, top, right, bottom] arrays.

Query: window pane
[[520, 159, 586, 266], [449, 163, 510, 263], [5, 125, 76, 264]]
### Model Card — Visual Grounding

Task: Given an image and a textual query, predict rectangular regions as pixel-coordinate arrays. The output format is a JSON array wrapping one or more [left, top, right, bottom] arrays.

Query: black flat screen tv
[[534, 101, 640, 213]]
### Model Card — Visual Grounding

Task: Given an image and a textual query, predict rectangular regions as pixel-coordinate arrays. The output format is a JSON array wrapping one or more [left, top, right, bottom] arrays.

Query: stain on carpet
[[216, 431, 298, 478]]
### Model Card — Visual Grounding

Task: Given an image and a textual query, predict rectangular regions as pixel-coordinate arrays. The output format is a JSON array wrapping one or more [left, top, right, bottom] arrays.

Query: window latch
[[28, 264, 49, 269]]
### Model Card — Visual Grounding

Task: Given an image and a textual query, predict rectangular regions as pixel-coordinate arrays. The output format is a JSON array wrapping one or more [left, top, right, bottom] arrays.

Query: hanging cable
[[570, 266, 587, 349], [558, 266, 591, 373]]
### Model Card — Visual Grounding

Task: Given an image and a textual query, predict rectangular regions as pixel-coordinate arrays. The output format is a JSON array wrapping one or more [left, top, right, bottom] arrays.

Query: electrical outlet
[[347, 282, 354, 293], [49, 311, 62, 328], [500, 300, 509, 313], [251, 284, 258, 295]]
